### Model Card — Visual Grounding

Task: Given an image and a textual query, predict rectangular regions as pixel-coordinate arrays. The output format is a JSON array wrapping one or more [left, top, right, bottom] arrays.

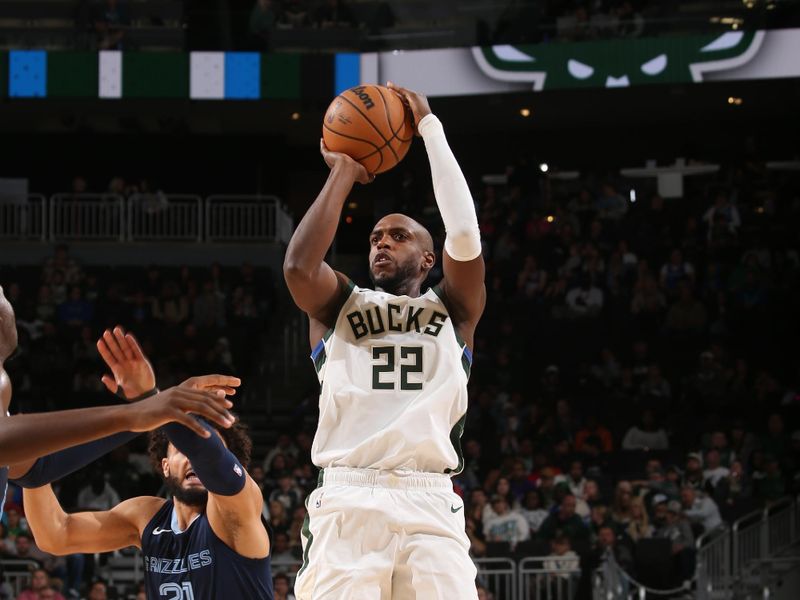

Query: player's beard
[[369, 258, 419, 295], [164, 474, 208, 508]]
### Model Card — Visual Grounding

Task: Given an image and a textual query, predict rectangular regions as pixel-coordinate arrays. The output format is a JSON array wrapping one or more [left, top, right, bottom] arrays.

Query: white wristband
[[419, 114, 481, 262]]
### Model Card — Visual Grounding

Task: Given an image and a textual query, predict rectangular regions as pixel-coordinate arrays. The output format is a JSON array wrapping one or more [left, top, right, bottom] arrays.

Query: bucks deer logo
[[472, 31, 765, 90]]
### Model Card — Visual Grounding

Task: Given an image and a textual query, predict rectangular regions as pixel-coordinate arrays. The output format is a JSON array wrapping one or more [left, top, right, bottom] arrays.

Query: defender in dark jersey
[[0, 288, 235, 518], [22, 331, 272, 600]]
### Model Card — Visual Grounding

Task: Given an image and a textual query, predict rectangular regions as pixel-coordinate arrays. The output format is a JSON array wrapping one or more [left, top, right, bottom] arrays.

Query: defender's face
[[163, 444, 206, 492]]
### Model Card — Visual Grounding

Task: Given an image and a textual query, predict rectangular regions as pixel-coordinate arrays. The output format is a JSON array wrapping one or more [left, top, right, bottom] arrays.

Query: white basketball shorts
[[294, 467, 478, 600]]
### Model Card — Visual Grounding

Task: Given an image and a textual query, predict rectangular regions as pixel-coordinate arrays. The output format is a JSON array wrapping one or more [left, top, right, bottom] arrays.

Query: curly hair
[[148, 416, 253, 476]]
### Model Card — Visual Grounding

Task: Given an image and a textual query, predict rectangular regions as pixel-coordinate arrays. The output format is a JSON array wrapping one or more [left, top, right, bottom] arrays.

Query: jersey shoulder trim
[[429, 284, 472, 378]]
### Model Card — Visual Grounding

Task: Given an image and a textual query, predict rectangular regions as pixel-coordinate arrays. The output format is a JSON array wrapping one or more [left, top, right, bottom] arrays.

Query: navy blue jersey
[[142, 500, 273, 600]]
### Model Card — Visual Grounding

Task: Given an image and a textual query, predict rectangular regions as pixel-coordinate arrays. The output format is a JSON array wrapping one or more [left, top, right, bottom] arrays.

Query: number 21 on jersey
[[372, 345, 424, 390], [160, 583, 195, 600]]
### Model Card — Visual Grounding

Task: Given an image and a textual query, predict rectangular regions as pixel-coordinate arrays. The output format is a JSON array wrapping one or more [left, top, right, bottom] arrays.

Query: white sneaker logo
[[152, 527, 172, 536]]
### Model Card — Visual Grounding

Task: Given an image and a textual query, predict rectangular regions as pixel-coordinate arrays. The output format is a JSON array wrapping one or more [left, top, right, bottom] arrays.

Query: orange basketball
[[322, 84, 414, 175]]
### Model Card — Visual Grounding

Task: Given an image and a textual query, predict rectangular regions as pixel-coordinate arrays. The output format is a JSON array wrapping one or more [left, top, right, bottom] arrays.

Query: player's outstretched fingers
[[102, 328, 127, 364], [178, 389, 235, 429], [113, 326, 136, 361], [181, 374, 241, 396], [101, 374, 118, 394], [96, 336, 118, 370]]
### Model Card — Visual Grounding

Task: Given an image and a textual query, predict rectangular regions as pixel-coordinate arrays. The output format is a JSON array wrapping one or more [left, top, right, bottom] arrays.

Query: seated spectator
[[273, 572, 296, 600], [659, 249, 695, 295], [610, 481, 634, 528], [590, 348, 622, 389], [15, 568, 65, 600], [622, 409, 669, 450], [653, 499, 695, 583], [193, 281, 226, 331], [483, 495, 530, 548], [313, 0, 357, 28], [43, 244, 82, 286], [543, 535, 579, 579], [57, 286, 93, 328], [267, 500, 289, 535], [538, 494, 589, 543], [595, 183, 628, 222], [517, 255, 548, 300], [151, 282, 188, 327], [684, 453, 705, 490], [713, 459, 752, 511], [664, 283, 708, 336], [754, 454, 785, 503], [639, 364, 671, 404], [76, 471, 121, 511], [575, 415, 613, 453], [703, 449, 730, 490], [583, 479, 604, 506], [626, 497, 653, 542], [565, 460, 587, 501], [508, 459, 535, 502], [562, 276, 604, 318], [86, 580, 108, 600], [705, 430, 735, 467], [703, 192, 741, 245], [270, 532, 300, 575], [520, 489, 549, 535], [268, 475, 303, 513], [680, 486, 722, 533]]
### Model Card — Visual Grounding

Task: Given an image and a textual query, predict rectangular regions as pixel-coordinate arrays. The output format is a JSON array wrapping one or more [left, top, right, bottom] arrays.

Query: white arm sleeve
[[418, 113, 482, 262]]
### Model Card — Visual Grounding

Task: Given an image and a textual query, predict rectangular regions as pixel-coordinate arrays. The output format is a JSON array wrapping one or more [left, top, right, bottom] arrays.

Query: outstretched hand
[[180, 374, 241, 397], [320, 139, 374, 185], [386, 81, 432, 136], [97, 326, 156, 400]]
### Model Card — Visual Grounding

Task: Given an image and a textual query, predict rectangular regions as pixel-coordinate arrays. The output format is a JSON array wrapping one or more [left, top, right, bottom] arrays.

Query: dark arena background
[[1, 0, 800, 599]]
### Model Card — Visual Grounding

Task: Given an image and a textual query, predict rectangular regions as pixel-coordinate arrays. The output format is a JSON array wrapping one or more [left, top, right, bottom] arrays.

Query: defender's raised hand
[[97, 326, 155, 399], [128, 386, 234, 437]]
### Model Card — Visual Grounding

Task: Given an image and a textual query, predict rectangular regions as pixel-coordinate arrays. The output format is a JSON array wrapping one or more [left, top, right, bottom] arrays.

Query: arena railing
[[0, 559, 40, 596], [0, 194, 46, 241], [696, 524, 731, 600], [1, 194, 293, 243], [205, 195, 287, 243], [127, 193, 203, 242], [474, 557, 517, 600], [50, 193, 125, 242], [518, 556, 580, 600]]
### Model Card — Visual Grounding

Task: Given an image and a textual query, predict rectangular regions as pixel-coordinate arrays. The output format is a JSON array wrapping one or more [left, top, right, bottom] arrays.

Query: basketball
[[322, 84, 415, 175]]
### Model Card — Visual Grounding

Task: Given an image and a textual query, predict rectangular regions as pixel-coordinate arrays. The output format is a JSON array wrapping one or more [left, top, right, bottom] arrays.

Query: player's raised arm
[[388, 83, 486, 342], [23, 484, 161, 554], [284, 140, 373, 335]]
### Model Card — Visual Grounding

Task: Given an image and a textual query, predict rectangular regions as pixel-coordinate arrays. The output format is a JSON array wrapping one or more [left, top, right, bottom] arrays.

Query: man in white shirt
[[702, 449, 730, 489], [483, 495, 530, 548], [680, 485, 722, 532]]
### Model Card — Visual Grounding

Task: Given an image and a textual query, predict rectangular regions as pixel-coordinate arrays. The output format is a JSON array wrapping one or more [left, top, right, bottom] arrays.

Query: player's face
[[368, 215, 433, 294]]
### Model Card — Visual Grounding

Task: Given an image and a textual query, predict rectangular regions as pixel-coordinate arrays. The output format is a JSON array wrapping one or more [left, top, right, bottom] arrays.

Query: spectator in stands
[[626, 497, 653, 541], [76, 470, 121, 511], [754, 454, 786, 502], [249, 0, 280, 48], [575, 415, 613, 454], [538, 494, 589, 543], [665, 282, 708, 337], [703, 449, 730, 490], [8, 533, 64, 576], [595, 183, 628, 222], [621, 409, 669, 450], [520, 489, 549, 535], [193, 281, 226, 332], [270, 532, 300, 575], [706, 430, 735, 467], [659, 249, 695, 296], [680, 486, 722, 533], [563, 275, 604, 318], [151, 281, 188, 327], [761, 413, 789, 461], [565, 460, 587, 500], [269, 475, 303, 513], [57, 286, 94, 328], [280, 0, 310, 27], [713, 459, 751, 511], [15, 567, 64, 600], [508, 459, 534, 502], [313, 0, 357, 28], [267, 500, 289, 535], [86, 580, 107, 600], [653, 499, 695, 582], [43, 245, 82, 286], [3, 507, 27, 541], [638, 364, 671, 405], [91, 0, 130, 50], [683, 452, 705, 490], [543, 535, 579, 580], [483, 495, 530, 548], [273, 572, 296, 600], [703, 192, 741, 245], [610, 481, 634, 527], [517, 255, 548, 301], [263, 434, 300, 473]]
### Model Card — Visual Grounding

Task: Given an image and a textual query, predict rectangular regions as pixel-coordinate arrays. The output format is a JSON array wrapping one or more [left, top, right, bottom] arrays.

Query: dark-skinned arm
[[283, 140, 372, 344]]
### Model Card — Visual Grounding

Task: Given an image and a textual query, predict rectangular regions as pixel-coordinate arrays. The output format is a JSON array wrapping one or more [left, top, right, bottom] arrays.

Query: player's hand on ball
[[127, 386, 235, 436], [320, 139, 374, 184], [180, 374, 241, 397], [386, 81, 431, 136], [97, 325, 156, 400]]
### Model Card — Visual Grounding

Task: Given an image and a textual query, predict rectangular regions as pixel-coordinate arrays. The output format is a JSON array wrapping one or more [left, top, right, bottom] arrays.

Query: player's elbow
[[283, 257, 311, 283]]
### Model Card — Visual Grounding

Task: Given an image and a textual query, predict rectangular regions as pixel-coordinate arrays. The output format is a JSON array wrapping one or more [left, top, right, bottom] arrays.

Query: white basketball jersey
[[310, 283, 472, 474]]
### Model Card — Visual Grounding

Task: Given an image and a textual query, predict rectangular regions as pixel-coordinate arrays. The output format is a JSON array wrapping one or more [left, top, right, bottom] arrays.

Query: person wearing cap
[[680, 485, 722, 532], [653, 498, 695, 583], [683, 452, 705, 490]]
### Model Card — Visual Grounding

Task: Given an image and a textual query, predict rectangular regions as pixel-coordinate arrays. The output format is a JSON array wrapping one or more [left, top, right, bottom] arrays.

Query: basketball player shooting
[[0, 287, 234, 517], [22, 328, 273, 600], [285, 82, 485, 599]]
